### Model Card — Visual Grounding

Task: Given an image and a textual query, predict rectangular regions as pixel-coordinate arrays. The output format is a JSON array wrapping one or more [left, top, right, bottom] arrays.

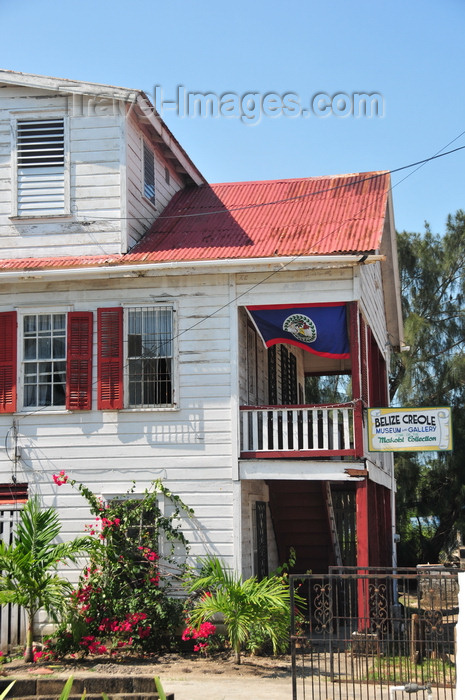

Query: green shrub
[[185, 556, 302, 664], [47, 477, 193, 657]]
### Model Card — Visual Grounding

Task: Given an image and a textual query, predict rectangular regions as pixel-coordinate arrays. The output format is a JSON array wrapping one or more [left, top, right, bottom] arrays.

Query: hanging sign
[[368, 407, 452, 452]]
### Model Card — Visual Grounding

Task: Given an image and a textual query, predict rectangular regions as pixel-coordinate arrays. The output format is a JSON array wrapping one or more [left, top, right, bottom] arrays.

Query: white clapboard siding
[[125, 116, 183, 250], [360, 262, 387, 354], [0, 272, 237, 588]]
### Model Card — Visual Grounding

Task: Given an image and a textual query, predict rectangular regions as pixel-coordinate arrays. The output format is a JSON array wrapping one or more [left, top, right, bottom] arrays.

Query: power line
[[10, 130, 465, 419], [0, 143, 464, 232]]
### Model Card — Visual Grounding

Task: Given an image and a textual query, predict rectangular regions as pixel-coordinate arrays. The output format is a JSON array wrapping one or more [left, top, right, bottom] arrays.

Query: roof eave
[[0, 253, 385, 284]]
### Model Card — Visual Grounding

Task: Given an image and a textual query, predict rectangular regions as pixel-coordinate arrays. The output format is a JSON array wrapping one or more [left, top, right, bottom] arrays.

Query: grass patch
[[365, 655, 455, 685]]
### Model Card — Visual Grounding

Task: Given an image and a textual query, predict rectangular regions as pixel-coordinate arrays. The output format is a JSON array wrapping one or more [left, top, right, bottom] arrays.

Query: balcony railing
[[240, 403, 357, 458]]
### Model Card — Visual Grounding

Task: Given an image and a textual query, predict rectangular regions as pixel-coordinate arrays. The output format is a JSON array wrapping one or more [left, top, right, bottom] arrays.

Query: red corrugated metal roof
[[0, 254, 122, 270], [0, 171, 390, 272], [127, 171, 390, 263]]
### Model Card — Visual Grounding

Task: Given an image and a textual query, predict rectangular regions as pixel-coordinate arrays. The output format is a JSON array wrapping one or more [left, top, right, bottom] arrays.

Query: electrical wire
[[8, 130, 465, 420], [0, 143, 463, 230]]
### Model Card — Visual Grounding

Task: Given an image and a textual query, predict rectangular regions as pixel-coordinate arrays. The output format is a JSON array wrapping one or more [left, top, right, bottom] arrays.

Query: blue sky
[[1, 0, 464, 235]]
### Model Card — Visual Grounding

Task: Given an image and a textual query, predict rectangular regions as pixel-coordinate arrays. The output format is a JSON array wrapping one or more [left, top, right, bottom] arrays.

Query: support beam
[[349, 302, 364, 457], [356, 478, 370, 629]]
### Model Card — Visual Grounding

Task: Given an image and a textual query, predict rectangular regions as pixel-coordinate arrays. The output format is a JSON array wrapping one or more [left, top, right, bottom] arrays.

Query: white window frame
[[141, 138, 156, 208], [10, 112, 70, 219], [17, 305, 72, 412], [123, 303, 178, 410]]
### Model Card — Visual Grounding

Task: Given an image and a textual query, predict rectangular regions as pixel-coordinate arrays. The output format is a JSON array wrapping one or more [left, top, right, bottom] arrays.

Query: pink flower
[[52, 470, 68, 486]]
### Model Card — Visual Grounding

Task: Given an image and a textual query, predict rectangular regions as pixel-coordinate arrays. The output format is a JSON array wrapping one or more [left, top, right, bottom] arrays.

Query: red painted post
[[356, 478, 370, 629], [370, 481, 380, 567]]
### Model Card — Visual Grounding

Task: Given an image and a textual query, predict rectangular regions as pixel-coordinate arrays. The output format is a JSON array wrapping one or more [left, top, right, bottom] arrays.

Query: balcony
[[240, 403, 359, 459]]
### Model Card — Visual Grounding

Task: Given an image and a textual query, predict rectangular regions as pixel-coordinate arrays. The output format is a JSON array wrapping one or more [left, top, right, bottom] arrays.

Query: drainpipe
[[389, 683, 432, 700]]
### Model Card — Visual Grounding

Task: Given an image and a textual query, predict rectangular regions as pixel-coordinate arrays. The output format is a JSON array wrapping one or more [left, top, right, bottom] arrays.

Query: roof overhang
[[0, 254, 385, 284], [379, 192, 404, 350]]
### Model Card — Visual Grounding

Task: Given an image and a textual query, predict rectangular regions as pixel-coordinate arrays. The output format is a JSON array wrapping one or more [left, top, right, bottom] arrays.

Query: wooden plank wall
[[0, 272, 235, 586]]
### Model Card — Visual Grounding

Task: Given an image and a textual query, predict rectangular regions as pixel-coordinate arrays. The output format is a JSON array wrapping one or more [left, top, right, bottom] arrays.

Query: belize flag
[[246, 303, 350, 359]]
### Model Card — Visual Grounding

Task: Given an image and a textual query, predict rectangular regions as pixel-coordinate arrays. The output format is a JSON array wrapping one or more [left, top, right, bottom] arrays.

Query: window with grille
[[23, 313, 67, 407], [143, 142, 155, 204], [127, 307, 173, 408], [16, 119, 66, 216]]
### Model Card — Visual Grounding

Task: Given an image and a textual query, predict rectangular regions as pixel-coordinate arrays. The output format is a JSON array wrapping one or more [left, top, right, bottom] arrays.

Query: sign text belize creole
[[368, 407, 452, 452]]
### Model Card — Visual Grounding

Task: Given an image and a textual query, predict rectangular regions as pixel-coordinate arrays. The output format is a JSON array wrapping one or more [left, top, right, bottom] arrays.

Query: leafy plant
[[47, 477, 193, 656], [0, 682, 15, 700], [0, 496, 94, 662], [186, 556, 299, 664], [154, 677, 167, 700]]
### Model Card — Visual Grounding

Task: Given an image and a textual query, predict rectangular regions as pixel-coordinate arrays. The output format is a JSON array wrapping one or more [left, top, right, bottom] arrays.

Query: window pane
[[53, 314, 66, 331], [24, 338, 36, 360], [38, 361, 53, 380], [128, 309, 141, 335], [24, 385, 36, 407], [38, 337, 52, 359], [38, 315, 51, 332], [24, 315, 36, 334], [53, 383, 66, 405], [53, 337, 66, 359], [128, 333, 142, 357], [38, 384, 51, 406], [24, 363, 37, 379]]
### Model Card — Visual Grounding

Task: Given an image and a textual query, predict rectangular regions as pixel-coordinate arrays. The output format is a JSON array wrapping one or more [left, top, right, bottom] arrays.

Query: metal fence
[[290, 568, 457, 700]]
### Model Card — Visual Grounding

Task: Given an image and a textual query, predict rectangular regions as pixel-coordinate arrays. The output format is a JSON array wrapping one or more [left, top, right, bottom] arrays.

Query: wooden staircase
[[267, 480, 335, 574]]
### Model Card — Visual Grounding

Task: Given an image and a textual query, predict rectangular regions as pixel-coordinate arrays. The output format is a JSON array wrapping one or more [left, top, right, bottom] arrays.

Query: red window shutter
[[0, 311, 17, 413], [0, 482, 28, 504], [97, 307, 123, 410], [66, 312, 93, 411]]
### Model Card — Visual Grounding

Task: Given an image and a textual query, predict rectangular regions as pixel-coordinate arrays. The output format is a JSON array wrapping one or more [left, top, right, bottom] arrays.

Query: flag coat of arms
[[246, 303, 350, 359]]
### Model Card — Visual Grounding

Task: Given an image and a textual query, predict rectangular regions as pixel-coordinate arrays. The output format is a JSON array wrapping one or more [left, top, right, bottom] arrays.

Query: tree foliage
[[392, 211, 465, 564]]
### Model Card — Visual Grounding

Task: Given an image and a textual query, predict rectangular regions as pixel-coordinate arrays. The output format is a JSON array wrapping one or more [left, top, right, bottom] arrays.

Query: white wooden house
[[0, 71, 403, 642]]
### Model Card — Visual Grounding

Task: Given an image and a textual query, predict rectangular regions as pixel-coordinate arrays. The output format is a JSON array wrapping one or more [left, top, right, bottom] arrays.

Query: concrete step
[[22, 695, 167, 700], [0, 675, 174, 699], [20, 696, 166, 700]]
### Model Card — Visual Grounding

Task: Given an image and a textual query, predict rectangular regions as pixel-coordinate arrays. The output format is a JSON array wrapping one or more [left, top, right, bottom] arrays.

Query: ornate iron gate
[[290, 569, 457, 700]]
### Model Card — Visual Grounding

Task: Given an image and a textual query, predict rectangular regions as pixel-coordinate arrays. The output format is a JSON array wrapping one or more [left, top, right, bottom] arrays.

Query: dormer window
[[15, 118, 68, 217]]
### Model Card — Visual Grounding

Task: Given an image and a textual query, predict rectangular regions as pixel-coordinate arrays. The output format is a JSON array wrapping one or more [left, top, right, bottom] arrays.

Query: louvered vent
[[16, 119, 65, 216], [143, 142, 155, 204]]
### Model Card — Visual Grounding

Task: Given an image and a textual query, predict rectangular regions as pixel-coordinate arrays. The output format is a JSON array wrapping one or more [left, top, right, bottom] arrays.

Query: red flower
[[137, 625, 151, 639]]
